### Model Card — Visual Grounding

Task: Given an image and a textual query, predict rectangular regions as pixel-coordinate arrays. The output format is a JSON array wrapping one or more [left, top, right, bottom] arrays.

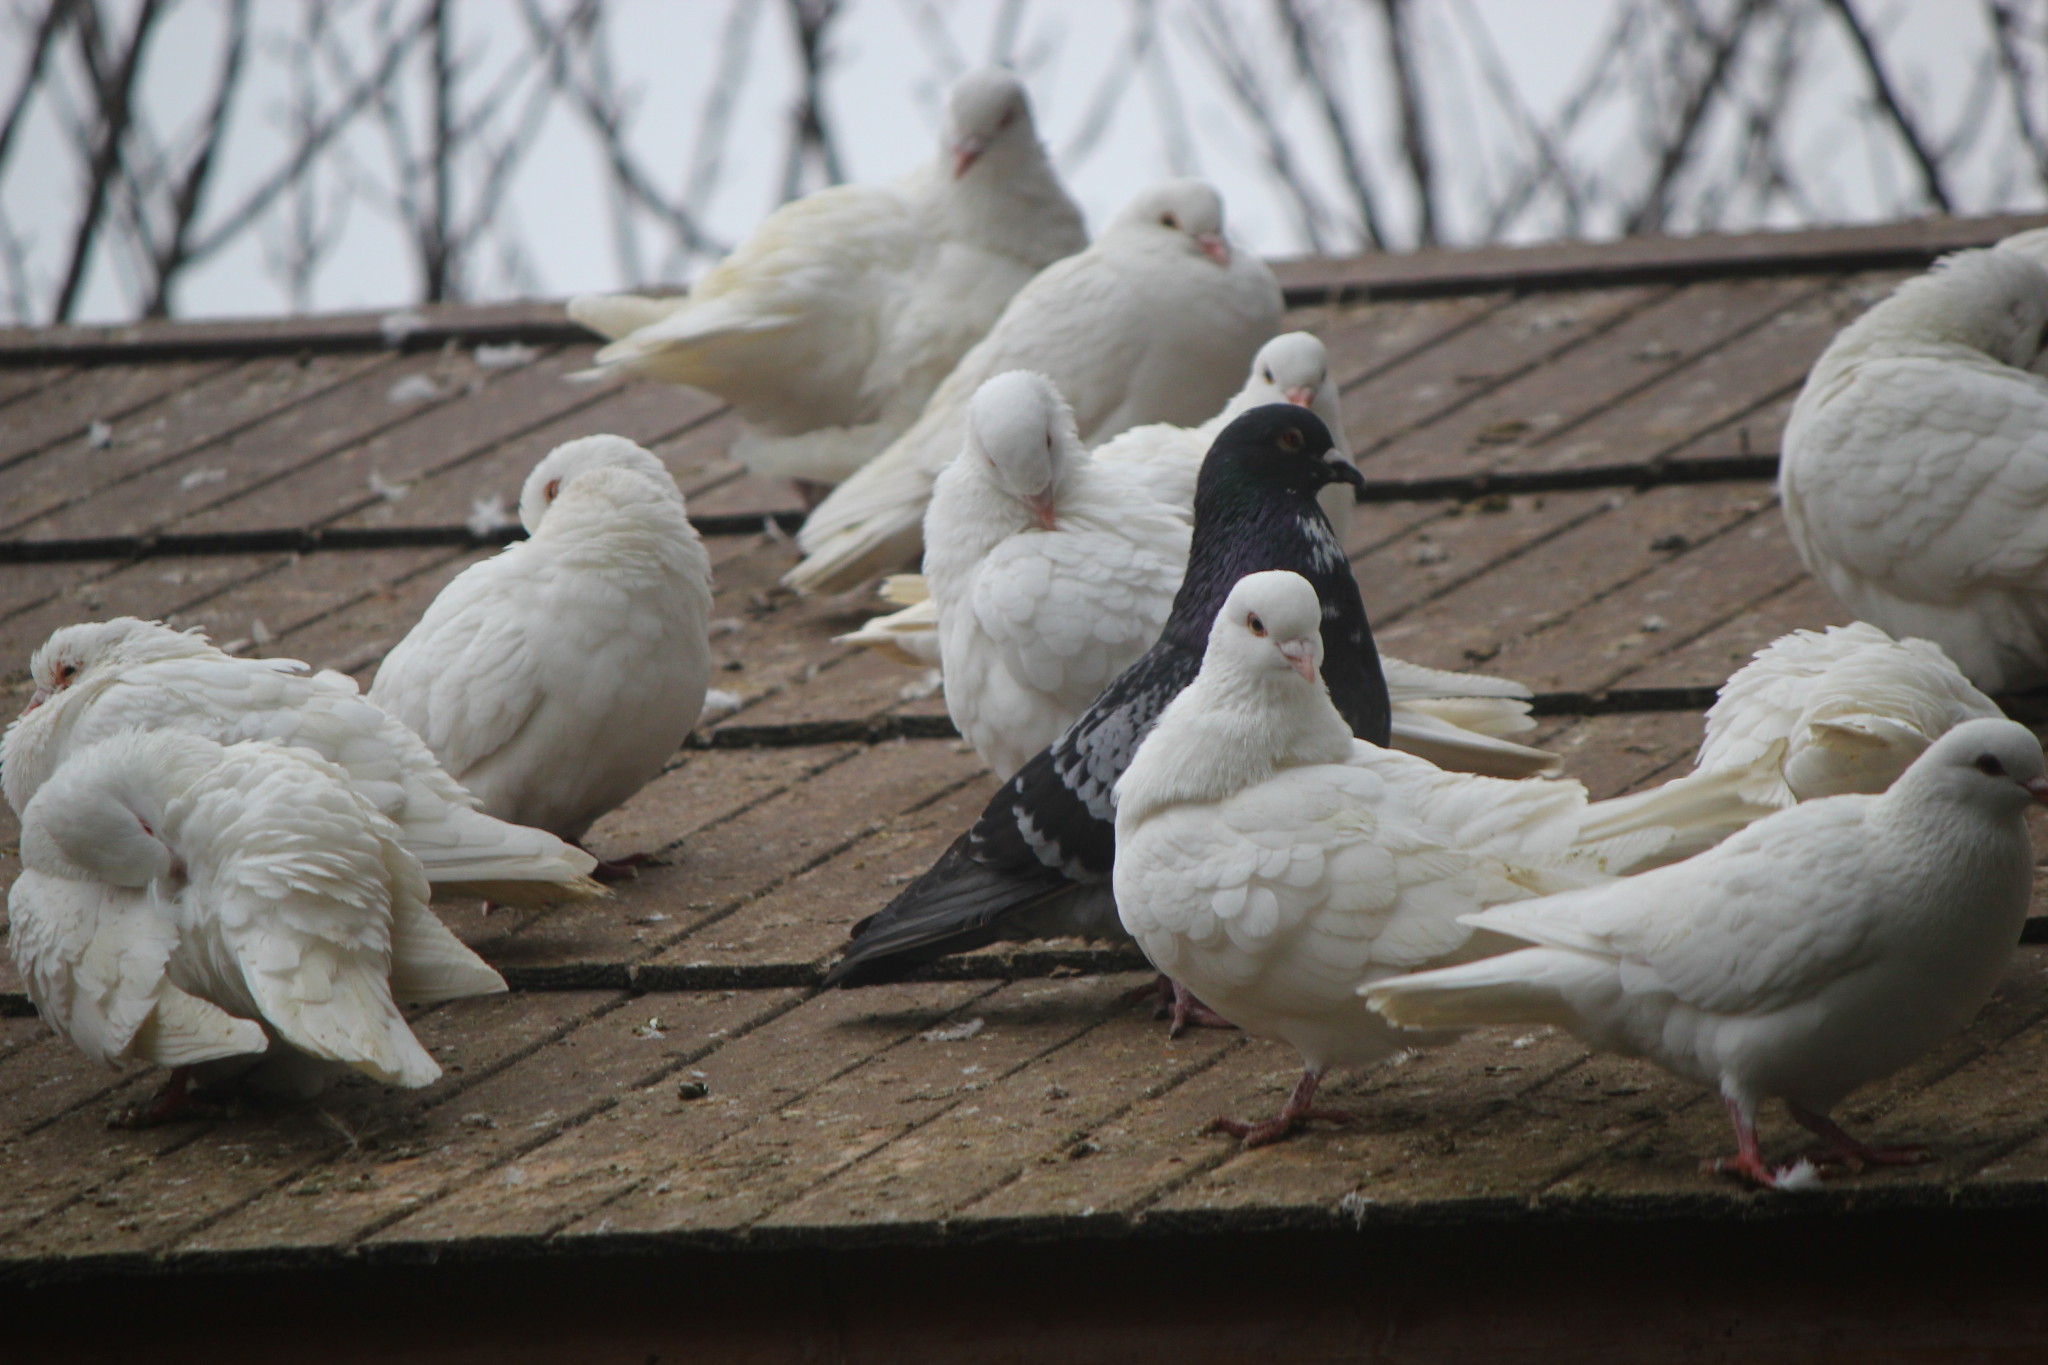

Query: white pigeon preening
[[370, 435, 714, 872], [1112, 572, 1670, 1146], [569, 67, 1086, 498], [923, 371, 1191, 778], [1367, 716, 2048, 1189], [1779, 245, 2048, 692], [8, 731, 506, 1121], [3, 619, 601, 907], [1580, 621, 2004, 864], [786, 178, 1284, 594]]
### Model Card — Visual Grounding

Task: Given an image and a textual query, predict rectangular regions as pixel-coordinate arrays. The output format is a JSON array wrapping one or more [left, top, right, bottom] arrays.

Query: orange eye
[[544, 478, 561, 501], [1247, 613, 1266, 637], [1278, 428, 1303, 452]]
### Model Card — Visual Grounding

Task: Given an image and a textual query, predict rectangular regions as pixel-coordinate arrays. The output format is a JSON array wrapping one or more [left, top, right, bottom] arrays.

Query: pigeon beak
[[1278, 638, 1317, 683], [1025, 491, 1058, 531], [21, 685, 49, 714], [1196, 232, 1231, 267], [951, 138, 987, 179], [1283, 386, 1316, 407], [2025, 776, 2048, 807], [1326, 455, 1367, 491]]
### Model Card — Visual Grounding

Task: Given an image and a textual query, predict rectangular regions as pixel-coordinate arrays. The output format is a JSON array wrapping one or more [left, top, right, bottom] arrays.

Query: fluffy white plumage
[[568, 68, 1086, 489], [1111, 572, 1667, 1144], [1367, 716, 2046, 1187], [370, 435, 714, 843], [8, 731, 505, 1094], [923, 371, 1190, 778], [786, 178, 1284, 594], [1779, 246, 2048, 691], [1581, 621, 2003, 864], [3, 619, 600, 906]]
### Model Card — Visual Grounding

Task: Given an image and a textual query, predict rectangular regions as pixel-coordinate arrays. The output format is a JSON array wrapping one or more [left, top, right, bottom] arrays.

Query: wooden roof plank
[[4, 990, 625, 1267], [363, 980, 993, 1246], [0, 360, 234, 469], [1625, 574, 1850, 689], [1304, 291, 1514, 391], [0, 364, 75, 410], [179, 988, 800, 1257], [0, 353, 396, 538], [1365, 275, 1831, 482], [553, 975, 1118, 1243], [0, 553, 291, 682]]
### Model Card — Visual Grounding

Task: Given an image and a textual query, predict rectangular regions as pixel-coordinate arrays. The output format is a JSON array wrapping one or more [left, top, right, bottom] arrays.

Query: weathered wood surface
[[6, 217, 2048, 1291]]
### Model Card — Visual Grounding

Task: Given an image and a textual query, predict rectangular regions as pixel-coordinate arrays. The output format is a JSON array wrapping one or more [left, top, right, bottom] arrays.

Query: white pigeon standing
[[3, 620, 601, 907], [786, 178, 1284, 593], [1580, 621, 2004, 864], [569, 67, 1086, 499], [1367, 716, 2047, 1188], [1112, 572, 1670, 1146], [923, 371, 1191, 778], [1779, 246, 2048, 691], [9, 731, 506, 1122], [370, 435, 713, 873]]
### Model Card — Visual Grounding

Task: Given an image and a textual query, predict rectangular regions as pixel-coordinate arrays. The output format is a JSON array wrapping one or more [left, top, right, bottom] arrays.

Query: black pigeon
[[823, 404, 1388, 987]]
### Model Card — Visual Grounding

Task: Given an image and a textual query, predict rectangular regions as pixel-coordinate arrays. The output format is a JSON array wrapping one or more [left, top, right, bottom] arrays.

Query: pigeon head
[[1196, 404, 1362, 509], [1898, 717, 2048, 814], [20, 617, 208, 716], [1112, 179, 1232, 267], [964, 371, 1077, 530], [1232, 332, 1350, 457], [942, 67, 1035, 179], [1210, 571, 1324, 687], [519, 434, 678, 533], [1880, 249, 2048, 368], [22, 731, 220, 886]]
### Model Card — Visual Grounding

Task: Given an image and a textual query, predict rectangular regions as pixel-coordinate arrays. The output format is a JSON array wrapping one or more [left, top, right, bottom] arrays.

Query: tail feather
[[409, 809, 604, 906], [130, 986, 270, 1067], [388, 895, 508, 1003], [823, 837, 1109, 987], [1363, 948, 1594, 1031], [1579, 765, 1786, 868], [1388, 710, 1558, 779]]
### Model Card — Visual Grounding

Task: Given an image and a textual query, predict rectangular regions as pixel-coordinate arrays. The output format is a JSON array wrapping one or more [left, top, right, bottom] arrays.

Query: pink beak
[[952, 141, 985, 179], [2026, 776, 2048, 806], [22, 685, 50, 714], [1025, 491, 1058, 531], [1283, 386, 1315, 407], [1278, 639, 1317, 683], [1196, 233, 1230, 267]]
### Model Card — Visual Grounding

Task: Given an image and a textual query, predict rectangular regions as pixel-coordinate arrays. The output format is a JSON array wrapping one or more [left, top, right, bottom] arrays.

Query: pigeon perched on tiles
[[4, 619, 601, 907], [1779, 246, 2048, 691], [1367, 716, 2046, 1187], [1113, 572, 1667, 1145], [569, 68, 1086, 498], [370, 435, 713, 870], [924, 371, 1190, 779], [9, 731, 506, 1120], [1580, 621, 2004, 865], [822, 405, 1385, 991], [787, 178, 1284, 593]]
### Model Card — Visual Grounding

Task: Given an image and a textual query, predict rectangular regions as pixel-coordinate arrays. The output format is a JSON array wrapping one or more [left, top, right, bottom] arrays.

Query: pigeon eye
[[1975, 754, 2008, 777], [544, 478, 562, 501], [1247, 613, 1267, 637], [1159, 212, 1179, 229], [1277, 428, 1304, 453], [1262, 368, 1273, 382], [53, 662, 76, 685]]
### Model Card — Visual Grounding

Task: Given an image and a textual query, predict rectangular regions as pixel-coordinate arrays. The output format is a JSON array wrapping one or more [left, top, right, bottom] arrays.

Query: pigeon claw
[[1205, 1068, 1349, 1148], [1788, 1103, 1934, 1172], [107, 1068, 219, 1130], [1166, 980, 1238, 1039]]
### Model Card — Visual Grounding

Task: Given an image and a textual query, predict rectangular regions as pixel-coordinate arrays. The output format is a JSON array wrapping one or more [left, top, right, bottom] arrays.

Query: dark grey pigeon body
[[824, 405, 1387, 987]]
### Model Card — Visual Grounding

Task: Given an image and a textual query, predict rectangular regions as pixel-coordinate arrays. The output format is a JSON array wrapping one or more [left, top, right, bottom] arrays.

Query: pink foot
[[1205, 1069, 1350, 1148], [1789, 1104, 1934, 1172], [577, 847, 653, 884], [108, 1069, 216, 1129], [1124, 975, 1240, 1038]]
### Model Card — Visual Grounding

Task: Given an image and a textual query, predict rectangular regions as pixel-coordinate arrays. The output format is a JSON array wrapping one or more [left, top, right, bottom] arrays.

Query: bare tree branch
[[780, 0, 845, 204], [1822, 0, 1954, 212], [0, 0, 75, 173], [53, 0, 165, 322], [1274, 0, 1386, 250], [1985, 0, 2048, 190], [1187, 0, 1334, 253], [141, 0, 250, 316], [1624, 0, 1768, 237], [1378, 0, 1438, 247]]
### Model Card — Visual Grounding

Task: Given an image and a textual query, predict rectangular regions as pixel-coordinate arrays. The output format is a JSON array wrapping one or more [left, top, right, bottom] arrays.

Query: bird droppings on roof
[[7, 216, 2048, 1303]]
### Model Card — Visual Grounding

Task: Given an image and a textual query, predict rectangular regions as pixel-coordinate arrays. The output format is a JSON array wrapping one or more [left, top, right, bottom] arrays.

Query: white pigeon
[[3, 620, 601, 907], [1779, 246, 2048, 691], [569, 68, 1086, 496], [9, 731, 507, 1118], [370, 435, 714, 865], [923, 371, 1191, 778], [786, 178, 1284, 594], [1367, 716, 2046, 1188], [1581, 621, 2004, 864], [1112, 572, 1669, 1146]]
